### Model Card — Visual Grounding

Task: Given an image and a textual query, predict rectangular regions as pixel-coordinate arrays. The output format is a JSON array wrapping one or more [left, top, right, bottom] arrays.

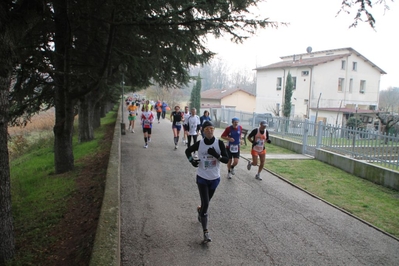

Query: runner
[[155, 100, 162, 123], [185, 120, 228, 243], [141, 104, 154, 148], [182, 106, 190, 144], [127, 102, 138, 133], [186, 108, 201, 157], [161, 101, 168, 119], [170, 106, 184, 149], [200, 110, 211, 138], [220, 117, 243, 179], [246, 120, 271, 180]]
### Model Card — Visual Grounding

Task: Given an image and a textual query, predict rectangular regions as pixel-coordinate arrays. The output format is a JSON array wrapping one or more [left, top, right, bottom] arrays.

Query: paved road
[[120, 118, 399, 266]]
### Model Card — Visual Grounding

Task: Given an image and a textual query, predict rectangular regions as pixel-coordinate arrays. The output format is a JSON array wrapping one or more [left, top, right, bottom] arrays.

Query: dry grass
[[8, 108, 55, 136], [8, 109, 55, 159]]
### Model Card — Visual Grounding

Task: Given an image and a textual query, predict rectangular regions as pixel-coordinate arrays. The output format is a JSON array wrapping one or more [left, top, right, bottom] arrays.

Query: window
[[352, 62, 357, 71], [360, 80, 366, 93], [301, 71, 309, 76], [276, 77, 282, 90], [276, 103, 280, 114], [292, 76, 297, 90], [338, 78, 344, 92], [341, 60, 346, 70], [349, 78, 353, 93]]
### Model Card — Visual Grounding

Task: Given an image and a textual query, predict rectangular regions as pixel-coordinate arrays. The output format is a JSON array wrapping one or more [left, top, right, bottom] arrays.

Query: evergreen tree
[[283, 72, 293, 118], [190, 74, 201, 112]]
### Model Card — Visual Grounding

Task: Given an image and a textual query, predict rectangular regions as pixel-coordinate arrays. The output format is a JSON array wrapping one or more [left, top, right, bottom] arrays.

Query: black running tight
[[197, 183, 216, 231], [187, 135, 198, 148]]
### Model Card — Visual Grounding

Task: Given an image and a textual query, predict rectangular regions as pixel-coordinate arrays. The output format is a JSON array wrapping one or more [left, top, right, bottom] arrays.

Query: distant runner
[[246, 120, 271, 180]]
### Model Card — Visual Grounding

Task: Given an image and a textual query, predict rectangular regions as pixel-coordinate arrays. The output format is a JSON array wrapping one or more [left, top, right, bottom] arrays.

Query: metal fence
[[219, 108, 399, 170]]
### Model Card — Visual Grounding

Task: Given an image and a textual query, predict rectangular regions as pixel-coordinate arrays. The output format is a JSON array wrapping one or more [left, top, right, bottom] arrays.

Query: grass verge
[[8, 109, 117, 265], [242, 142, 399, 238]]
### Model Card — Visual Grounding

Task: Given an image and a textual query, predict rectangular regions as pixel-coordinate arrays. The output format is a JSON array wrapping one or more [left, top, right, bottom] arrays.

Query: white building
[[254, 47, 386, 126]]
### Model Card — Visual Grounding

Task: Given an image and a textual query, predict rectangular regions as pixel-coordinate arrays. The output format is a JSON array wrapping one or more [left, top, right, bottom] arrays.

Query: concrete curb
[[89, 105, 121, 266]]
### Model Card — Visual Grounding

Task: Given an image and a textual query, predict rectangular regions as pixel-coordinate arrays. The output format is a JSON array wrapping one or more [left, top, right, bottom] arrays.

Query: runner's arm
[[218, 139, 229, 164], [185, 141, 200, 160], [247, 129, 257, 144]]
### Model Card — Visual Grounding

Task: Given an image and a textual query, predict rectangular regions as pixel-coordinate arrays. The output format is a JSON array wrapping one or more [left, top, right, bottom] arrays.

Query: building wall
[[221, 91, 256, 113], [256, 49, 382, 124]]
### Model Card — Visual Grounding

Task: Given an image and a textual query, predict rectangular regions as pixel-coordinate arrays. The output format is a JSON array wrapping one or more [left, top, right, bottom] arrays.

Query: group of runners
[[125, 98, 272, 243], [125, 97, 169, 148]]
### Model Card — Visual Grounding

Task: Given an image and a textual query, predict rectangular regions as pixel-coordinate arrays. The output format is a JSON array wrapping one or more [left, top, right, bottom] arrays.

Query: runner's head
[[202, 120, 215, 139], [260, 120, 268, 129], [232, 117, 239, 127]]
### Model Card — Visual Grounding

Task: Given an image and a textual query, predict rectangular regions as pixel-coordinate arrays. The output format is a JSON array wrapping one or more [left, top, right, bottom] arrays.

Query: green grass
[[265, 159, 399, 238], [229, 128, 399, 238], [9, 108, 117, 265]]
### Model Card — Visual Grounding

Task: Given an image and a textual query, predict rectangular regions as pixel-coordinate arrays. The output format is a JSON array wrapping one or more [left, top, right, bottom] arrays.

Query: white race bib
[[230, 144, 239, 153]]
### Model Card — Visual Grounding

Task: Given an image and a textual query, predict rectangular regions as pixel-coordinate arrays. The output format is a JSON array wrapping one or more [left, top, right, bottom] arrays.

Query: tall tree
[[190, 74, 201, 112], [0, 0, 47, 262], [379, 87, 399, 113], [283, 72, 293, 118]]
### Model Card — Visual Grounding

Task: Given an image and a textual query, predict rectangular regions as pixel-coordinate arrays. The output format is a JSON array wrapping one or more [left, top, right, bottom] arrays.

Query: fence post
[[302, 119, 309, 154], [316, 121, 323, 149]]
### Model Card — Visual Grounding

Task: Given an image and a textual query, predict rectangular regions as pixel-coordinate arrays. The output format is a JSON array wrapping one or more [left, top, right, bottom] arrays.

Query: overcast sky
[[206, 0, 398, 90]]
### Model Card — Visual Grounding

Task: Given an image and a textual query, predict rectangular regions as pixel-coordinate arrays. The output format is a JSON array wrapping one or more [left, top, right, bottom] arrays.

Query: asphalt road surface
[[120, 117, 399, 266]]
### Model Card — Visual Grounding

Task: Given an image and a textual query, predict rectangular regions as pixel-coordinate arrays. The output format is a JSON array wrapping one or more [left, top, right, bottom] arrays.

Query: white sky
[[206, 0, 398, 90]]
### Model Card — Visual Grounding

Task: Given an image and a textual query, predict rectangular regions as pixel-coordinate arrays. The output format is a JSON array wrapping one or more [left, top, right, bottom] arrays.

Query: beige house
[[200, 88, 256, 113], [255, 47, 386, 126]]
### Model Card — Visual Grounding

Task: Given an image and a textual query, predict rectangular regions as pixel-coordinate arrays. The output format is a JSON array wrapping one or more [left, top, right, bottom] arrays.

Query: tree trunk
[[78, 94, 94, 142], [93, 102, 101, 129], [0, 62, 15, 263], [53, 0, 75, 174]]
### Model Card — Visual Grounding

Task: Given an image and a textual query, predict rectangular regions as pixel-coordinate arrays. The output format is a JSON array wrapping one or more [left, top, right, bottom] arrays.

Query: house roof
[[255, 47, 386, 74], [201, 88, 255, 100]]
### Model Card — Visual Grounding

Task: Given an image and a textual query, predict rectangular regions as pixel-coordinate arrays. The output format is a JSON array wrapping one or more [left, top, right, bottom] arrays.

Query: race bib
[[175, 121, 181, 126], [229, 144, 239, 153], [144, 120, 151, 126], [253, 139, 264, 152], [203, 155, 217, 169]]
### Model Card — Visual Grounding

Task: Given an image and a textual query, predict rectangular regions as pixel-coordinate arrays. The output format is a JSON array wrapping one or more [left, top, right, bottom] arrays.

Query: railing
[[219, 108, 399, 170]]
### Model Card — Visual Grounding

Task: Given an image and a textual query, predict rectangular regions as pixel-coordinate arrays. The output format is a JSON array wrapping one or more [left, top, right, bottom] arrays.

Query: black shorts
[[143, 128, 152, 134], [183, 124, 189, 131], [227, 149, 240, 159]]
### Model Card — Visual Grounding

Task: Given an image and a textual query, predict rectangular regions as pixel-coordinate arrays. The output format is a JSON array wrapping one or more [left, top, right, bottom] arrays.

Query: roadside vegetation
[[7, 109, 117, 265], [6, 115, 398, 264], [240, 139, 399, 238]]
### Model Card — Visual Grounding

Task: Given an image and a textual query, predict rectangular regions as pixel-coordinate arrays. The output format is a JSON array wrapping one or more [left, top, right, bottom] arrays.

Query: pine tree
[[190, 74, 201, 112], [283, 72, 293, 118]]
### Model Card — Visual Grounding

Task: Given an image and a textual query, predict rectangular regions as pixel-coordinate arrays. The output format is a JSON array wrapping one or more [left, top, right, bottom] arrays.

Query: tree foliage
[[379, 87, 399, 113], [283, 72, 293, 118], [190, 74, 202, 112]]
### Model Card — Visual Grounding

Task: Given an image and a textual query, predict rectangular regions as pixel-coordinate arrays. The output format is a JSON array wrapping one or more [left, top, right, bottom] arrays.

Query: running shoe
[[247, 161, 252, 170], [231, 168, 235, 175], [197, 206, 201, 223], [227, 172, 232, 179], [132, 129, 135, 133], [144, 144, 148, 149], [203, 231, 212, 243], [175, 145, 178, 149], [255, 173, 262, 180]]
